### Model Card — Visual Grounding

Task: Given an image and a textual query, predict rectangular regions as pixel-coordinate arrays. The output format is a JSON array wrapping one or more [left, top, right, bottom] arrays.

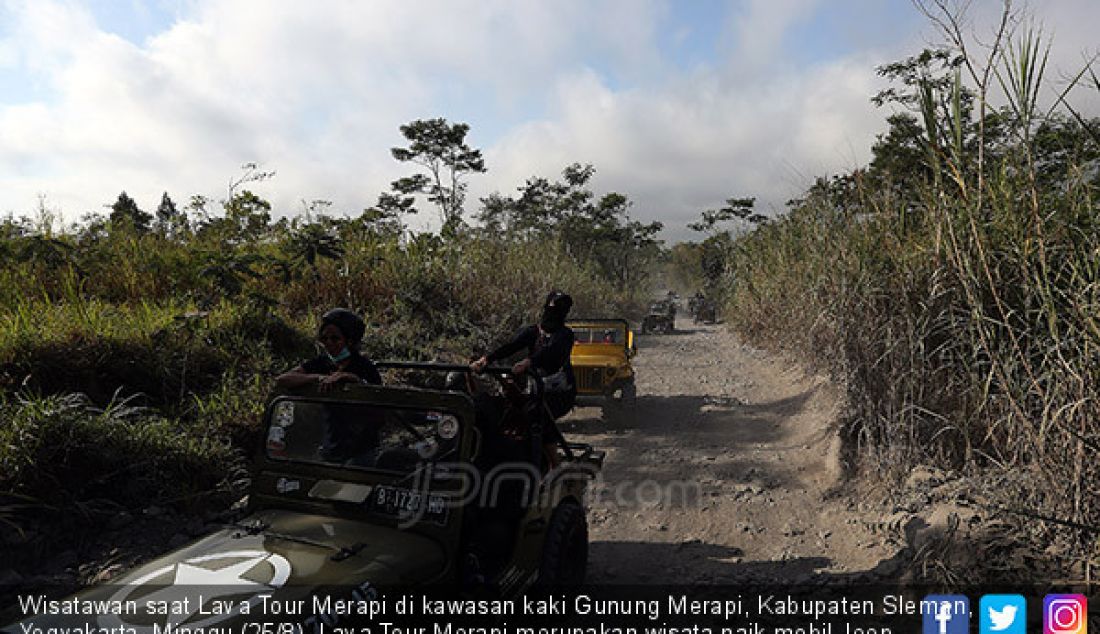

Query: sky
[[1, 0, 1098, 242]]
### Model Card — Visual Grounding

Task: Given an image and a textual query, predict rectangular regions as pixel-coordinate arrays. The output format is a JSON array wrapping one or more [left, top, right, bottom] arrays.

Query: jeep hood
[[5, 509, 445, 632]]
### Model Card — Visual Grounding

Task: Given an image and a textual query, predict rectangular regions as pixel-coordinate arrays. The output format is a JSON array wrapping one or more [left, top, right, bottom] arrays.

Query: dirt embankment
[[563, 319, 911, 584]]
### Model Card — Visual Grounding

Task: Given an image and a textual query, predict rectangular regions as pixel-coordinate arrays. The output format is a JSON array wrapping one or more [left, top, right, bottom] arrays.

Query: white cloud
[[723, 0, 822, 76], [479, 55, 890, 239], [0, 0, 1097, 241]]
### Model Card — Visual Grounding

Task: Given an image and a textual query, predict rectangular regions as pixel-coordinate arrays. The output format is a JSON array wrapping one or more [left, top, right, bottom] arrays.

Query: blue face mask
[[326, 347, 351, 364]]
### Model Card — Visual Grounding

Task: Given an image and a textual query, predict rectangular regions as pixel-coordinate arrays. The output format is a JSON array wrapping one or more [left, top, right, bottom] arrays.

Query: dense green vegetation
[[0, 124, 662, 562], [677, 12, 1100, 575]]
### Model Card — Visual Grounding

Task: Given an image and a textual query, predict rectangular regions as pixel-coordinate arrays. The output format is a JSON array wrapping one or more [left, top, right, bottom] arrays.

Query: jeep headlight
[[274, 401, 295, 427], [437, 415, 459, 440], [605, 367, 617, 379]]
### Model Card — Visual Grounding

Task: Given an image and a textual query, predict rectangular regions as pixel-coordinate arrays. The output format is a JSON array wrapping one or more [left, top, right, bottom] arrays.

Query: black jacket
[[301, 351, 382, 385], [487, 325, 575, 394]]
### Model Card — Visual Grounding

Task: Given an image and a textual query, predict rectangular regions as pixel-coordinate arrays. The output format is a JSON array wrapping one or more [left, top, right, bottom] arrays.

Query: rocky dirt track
[[559, 319, 906, 584]]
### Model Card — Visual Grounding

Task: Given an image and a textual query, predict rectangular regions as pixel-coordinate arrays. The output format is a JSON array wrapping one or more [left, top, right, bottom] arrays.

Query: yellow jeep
[[567, 318, 637, 403]]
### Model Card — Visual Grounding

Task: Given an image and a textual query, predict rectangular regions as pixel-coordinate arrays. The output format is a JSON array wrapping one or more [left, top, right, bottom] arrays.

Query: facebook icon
[[923, 595, 971, 634]]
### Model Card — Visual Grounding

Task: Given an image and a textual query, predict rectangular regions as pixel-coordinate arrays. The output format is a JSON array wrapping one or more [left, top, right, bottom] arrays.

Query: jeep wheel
[[621, 381, 637, 404], [539, 502, 588, 586]]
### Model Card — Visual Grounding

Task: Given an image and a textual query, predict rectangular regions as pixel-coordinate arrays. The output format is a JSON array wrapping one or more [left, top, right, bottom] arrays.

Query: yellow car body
[[567, 319, 637, 401]]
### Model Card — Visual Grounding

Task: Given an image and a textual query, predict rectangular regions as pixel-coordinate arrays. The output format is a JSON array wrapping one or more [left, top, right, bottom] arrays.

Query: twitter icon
[[982, 595, 1027, 634]]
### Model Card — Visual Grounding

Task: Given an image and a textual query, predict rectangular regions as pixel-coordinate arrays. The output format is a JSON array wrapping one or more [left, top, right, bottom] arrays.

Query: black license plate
[[369, 486, 448, 523]]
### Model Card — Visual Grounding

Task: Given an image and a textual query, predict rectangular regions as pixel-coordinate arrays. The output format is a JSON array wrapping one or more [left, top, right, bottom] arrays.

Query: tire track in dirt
[[559, 319, 903, 584]]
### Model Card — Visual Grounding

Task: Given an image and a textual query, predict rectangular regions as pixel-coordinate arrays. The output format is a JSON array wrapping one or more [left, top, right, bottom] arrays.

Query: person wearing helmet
[[462, 292, 576, 579], [470, 290, 576, 468], [470, 290, 576, 416], [276, 308, 382, 390]]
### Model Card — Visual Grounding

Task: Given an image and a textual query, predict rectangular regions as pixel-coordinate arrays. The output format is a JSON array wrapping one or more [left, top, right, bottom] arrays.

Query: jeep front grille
[[575, 367, 604, 393]]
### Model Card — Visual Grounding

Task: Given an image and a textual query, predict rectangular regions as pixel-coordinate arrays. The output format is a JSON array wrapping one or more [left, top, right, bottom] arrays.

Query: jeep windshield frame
[[567, 318, 631, 353], [264, 396, 463, 476]]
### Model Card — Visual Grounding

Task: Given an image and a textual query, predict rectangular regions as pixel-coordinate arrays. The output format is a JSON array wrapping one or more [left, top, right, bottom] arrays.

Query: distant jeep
[[693, 299, 718, 324], [568, 319, 637, 404], [5, 364, 604, 632], [641, 300, 675, 334]]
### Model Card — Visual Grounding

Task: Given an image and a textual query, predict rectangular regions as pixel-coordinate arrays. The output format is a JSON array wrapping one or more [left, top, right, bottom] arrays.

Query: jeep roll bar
[[567, 318, 631, 330], [375, 361, 509, 374], [565, 318, 634, 353], [374, 361, 572, 463]]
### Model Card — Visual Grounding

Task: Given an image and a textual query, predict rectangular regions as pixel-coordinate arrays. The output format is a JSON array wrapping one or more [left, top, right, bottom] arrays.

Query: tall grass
[[721, 20, 1100, 576], [0, 210, 652, 561], [0, 391, 239, 526]]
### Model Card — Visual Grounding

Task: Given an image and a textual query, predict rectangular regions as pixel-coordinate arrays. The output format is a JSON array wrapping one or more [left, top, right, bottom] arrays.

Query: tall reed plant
[[721, 13, 1100, 570]]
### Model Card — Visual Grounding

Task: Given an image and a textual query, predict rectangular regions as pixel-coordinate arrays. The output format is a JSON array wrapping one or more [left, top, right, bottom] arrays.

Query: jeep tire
[[621, 380, 637, 403], [539, 501, 588, 586]]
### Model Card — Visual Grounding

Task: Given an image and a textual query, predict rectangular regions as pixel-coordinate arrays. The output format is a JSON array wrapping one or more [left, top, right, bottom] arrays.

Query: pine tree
[[108, 191, 153, 234]]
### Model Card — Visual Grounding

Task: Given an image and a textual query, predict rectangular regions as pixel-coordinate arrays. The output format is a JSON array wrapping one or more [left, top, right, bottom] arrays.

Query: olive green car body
[[6, 374, 604, 632]]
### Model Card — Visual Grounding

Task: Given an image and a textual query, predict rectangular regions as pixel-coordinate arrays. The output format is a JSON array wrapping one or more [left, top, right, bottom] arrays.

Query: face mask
[[326, 347, 351, 364]]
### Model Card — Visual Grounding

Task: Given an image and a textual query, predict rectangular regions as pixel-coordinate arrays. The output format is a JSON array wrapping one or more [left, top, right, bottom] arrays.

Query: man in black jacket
[[462, 292, 576, 580], [470, 290, 576, 421]]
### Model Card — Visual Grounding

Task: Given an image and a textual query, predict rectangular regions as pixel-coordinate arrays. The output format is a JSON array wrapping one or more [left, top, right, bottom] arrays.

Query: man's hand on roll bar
[[511, 358, 532, 376], [469, 356, 489, 373]]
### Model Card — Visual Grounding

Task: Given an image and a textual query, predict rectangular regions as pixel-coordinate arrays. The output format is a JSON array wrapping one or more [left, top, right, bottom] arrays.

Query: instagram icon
[[1045, 595, 1087, 634]]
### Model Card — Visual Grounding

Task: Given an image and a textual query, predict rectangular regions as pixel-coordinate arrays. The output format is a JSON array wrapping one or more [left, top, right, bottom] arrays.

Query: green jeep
[[5, 364, 604, 632], [568, 319, 637, 404], [640, 300, 676, 334]]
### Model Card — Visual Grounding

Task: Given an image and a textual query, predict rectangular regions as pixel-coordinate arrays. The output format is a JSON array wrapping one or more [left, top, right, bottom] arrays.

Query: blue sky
[[0, 0, 1096, 240]]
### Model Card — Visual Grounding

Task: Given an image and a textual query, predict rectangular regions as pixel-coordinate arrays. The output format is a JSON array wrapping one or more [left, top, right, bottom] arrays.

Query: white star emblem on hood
[[99, 550, 292, 633]]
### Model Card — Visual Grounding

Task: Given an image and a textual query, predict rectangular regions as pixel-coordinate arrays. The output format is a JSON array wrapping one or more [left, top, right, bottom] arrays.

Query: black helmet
[[540, 290, 573, 332], [319, 308, 365, 346], [543, 290, 573, 314]]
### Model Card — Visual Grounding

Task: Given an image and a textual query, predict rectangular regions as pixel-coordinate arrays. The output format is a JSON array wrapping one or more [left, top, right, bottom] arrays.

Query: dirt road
[[560, 319, 903, 584]]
